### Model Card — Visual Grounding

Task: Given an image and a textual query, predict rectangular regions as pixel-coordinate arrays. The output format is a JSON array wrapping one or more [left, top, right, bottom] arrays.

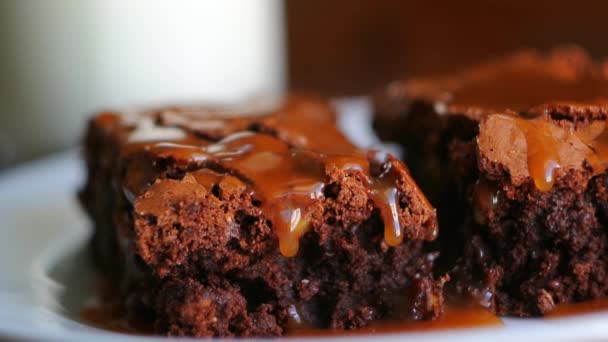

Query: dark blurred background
[[287, 0, 608, 96], [1, 0, 608, 168]]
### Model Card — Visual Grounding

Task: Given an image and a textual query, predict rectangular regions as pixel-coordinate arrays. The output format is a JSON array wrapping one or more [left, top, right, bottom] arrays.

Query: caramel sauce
[[146, 132, 327, 257], [498, 114, 564, 192], [117, 98, 405, 257], [472, 177, 500, 225], [139, 133, 403, 257], [272, 100, 355, 154], [587, 121, 608, 170], [83, 304, 500, 337], [546, 298, 608, 318], [190, 169, 225, 188], [286, 307, 501, 337], [82, 279, 501, 337], [369, 169, 402, 245], [83, 305, 500, 337], [324, 153, 404, 245], [514, 117, 561, 192], [324, 154, 369, 172], [82, 277, 608, 336]]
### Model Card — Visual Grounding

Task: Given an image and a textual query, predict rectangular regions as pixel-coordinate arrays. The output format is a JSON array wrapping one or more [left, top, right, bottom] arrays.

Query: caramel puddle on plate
[[80, 278, 154, 335], [82, 278, 501, 337], [286, 307, 501, 337], [546, 298, 608, 318]]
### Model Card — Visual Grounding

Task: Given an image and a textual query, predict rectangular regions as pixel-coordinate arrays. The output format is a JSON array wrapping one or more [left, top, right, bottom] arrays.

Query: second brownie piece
[[374, 47, 608, 316]]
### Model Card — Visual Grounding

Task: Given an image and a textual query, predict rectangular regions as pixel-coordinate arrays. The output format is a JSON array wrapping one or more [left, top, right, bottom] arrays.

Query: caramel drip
[[369, 171, 402, 246], [492, 113, 563, 192], [190, 169, 225, 188], [325, 154, 403, 246], [472, 177, 500, 225], [587, 121, 608, 170], [510, 115, 563, 191]]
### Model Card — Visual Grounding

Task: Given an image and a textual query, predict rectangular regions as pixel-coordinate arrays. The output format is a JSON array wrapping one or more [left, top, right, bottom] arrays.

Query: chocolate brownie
[[79, 95, 442, 337], [373, 47, 608, 316]]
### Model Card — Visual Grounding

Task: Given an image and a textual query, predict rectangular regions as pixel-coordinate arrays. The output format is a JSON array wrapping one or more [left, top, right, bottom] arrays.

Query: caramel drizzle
[[497, 113, 608, 192], [588, 123, 608, 170], [509, 115, 563, 192], [472, 177, 500, 225], [325, 154, 404, 246], [113, 97, 409, 257], [370, 170, 402, 246], [130, 131, 402, 257]]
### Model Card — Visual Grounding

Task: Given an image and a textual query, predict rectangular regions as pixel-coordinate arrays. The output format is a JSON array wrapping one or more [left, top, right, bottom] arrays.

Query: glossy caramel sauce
[[546, 298, 608, 318], [369, 166, 403, 245], [271, 100, 356, 154], [472, 177, 500, 225], [81, 278, 154, 335], [190, 168, 226, 188], [286, 307, 501, 336], [500, 114, 564, 192], [80, 276, 608, 336], [82, 277, 501, 336], [586, 121, 608, 170], [83, 302, 500, 337], [138, 133, 402, 257], [116, 98, 406, 257]]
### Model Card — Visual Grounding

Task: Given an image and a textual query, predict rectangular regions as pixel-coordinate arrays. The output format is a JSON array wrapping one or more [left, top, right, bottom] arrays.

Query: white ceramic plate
[[2, 101, 608, 341]]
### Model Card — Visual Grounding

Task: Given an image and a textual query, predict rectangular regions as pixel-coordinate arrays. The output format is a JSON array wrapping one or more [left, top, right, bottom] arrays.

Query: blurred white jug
[[0, 0, 285, 166]]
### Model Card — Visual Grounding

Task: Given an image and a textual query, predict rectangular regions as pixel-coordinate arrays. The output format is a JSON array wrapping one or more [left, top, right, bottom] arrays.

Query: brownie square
[[373, 47, 608, 316], [79, 95, 442, 336]]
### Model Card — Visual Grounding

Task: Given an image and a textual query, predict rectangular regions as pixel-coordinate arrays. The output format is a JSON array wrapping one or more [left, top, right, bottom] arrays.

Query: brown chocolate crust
[[373, 47, 608, 316], [80, 95, 441, 336]]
